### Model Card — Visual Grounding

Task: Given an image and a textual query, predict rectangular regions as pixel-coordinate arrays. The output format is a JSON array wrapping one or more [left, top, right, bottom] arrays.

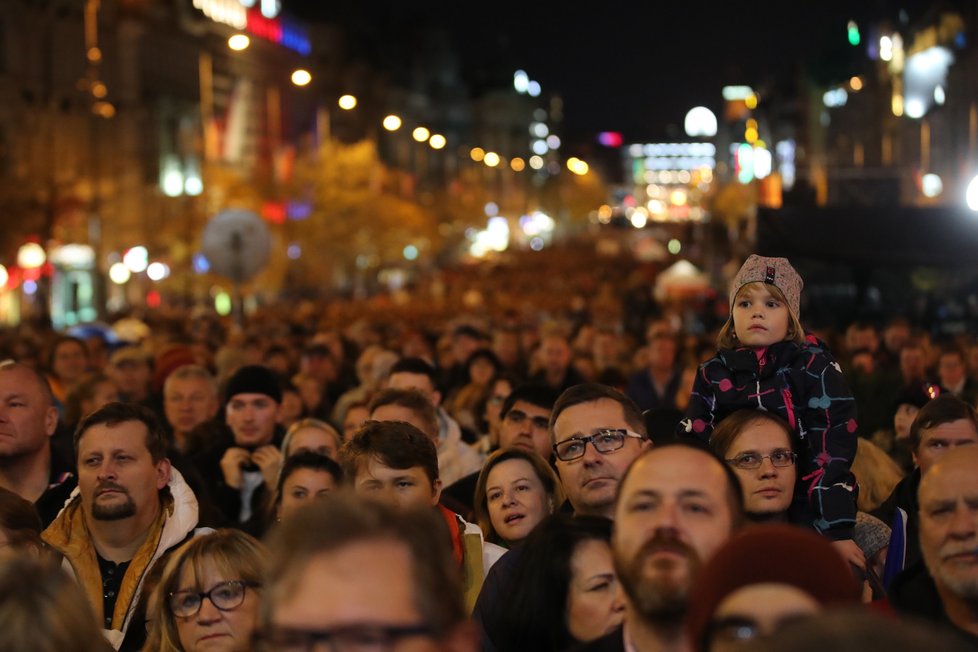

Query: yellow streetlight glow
[[91, 81, 107, 98], [470, 147, 485, 162], [291, 69, 312, 86], [745, 93, 758, 109], [892, 94, 904, 117], [413, 127, 430, 142], [228, 34, 250, 51], [429, 134, 446, 149], [745, 127, 758, 143], [567, 157, 589, 175], [850, 76, 863, 91], [17, 243, 46, 269], [484, 152, 500, 167], [338, 94, 357, 110], [383, 115, 402, 131], [510, 157, 526, 171]]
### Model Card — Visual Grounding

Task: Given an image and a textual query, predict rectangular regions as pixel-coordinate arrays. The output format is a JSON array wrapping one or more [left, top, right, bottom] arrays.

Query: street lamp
[[383, 115, 402, 131], [17, 243, 46, 269], [412, 127, 430, 142], [228, 34, 250, 51], [338, 94, 357, 110], [291, 69, 312, 86]]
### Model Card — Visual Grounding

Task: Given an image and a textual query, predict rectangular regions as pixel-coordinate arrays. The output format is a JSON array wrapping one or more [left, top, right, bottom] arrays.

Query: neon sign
[[193, 0, 310, 55]]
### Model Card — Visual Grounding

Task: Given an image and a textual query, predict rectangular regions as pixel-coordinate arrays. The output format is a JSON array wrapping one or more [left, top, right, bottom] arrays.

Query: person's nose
[[948, 504, 978, 540], [502, 489, 518, 507], [97, 460, 118, 482], [195, 595, 222, 624], [758, 456, 779, 478], [581, 439, 605, 466], [611, 582, 626, 614]]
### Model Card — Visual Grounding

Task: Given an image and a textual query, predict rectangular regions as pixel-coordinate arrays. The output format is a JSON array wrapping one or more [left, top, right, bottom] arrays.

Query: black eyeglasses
[[168, 580, 260, 618], [553, 429, 645, 461], [252, 623, 435, 652], [725, 449, 797, 470], [505, 408, 549, 430]]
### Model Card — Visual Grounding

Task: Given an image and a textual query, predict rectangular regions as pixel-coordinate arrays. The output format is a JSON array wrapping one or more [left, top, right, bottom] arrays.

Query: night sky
[[288, 1, 971, 148]]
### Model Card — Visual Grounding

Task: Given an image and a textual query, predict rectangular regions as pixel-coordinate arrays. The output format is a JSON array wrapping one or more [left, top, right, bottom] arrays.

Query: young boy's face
[[733, 283, 790, 348], [352, 456, 442, 511]]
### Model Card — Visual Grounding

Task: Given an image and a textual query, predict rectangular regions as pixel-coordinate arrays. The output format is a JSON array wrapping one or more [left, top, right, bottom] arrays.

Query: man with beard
[[913, 446, 978, 644], [43, 402, 199, 651], [574, 444, 743, 651]]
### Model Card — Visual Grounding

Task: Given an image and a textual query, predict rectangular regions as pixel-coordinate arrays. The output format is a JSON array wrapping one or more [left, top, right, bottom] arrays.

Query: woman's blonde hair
[[716, 282, 806, 349], [851, 438, 905, 512], [151, 529, 267, 652], [281, 418, 342, 457], [474, 448, 565, 546]]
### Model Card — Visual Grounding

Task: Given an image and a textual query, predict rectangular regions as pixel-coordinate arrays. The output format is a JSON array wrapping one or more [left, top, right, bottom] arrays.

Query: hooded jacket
[[42, 468, 199, 650], [678, 336, 859, 540]]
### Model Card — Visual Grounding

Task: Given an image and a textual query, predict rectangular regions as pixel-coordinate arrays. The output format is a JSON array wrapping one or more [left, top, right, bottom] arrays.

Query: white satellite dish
[[201, 209, 271, 283]]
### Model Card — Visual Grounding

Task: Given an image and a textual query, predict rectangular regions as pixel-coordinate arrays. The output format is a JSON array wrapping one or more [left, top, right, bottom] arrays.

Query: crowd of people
[[1, 252, 978, 651]]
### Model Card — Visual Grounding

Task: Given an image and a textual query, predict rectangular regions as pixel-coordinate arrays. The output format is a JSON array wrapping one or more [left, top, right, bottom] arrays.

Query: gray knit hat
[[731, 254, 803, 319]]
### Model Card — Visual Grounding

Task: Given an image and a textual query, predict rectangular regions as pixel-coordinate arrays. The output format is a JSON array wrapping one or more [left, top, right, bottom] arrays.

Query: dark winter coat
[[678, 336, 859, 540]]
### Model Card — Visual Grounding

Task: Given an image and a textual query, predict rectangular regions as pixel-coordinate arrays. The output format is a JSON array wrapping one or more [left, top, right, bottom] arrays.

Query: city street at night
[[2, 2, 978, 651]]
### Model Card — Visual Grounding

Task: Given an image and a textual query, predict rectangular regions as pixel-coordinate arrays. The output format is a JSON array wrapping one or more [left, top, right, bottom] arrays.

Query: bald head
[[0, 361, 54, 407], [919, 446, 978, 603]]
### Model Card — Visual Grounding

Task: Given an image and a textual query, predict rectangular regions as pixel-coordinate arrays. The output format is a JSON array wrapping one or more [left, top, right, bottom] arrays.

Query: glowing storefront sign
[[193, 0, 310, 55]]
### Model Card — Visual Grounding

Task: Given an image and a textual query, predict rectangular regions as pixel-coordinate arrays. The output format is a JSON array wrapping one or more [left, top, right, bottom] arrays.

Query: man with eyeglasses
[[256, 493, 479, 652], [42, 402, 200, 651], [443, 383, 558, 514], [551, 383, 652, 519]]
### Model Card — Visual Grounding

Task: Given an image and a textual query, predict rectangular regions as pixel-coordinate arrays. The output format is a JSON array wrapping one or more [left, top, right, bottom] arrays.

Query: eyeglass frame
[[251, 622, 436, 652], [724, 449, 797, 470], [168, 579, 261, 618], [552, 428, 646, 462]]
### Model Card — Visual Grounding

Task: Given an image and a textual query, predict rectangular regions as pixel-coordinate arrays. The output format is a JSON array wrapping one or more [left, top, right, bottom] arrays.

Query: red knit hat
[[686, 524, 860, 652], [152, 344, 197, 393]]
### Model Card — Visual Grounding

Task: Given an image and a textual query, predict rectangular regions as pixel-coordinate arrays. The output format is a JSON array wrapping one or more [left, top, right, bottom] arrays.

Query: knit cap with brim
[[731, 254, 803, 321], [685, 524, 860, 652]]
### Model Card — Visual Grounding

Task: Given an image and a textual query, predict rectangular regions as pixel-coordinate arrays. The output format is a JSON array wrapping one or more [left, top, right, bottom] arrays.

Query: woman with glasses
[[709, 410, 798, 521], [473, 448, 564, 547], [148, 529, 265, 652]]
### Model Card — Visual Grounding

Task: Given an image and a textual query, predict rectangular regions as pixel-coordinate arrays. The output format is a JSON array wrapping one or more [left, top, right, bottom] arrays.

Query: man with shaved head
[[914, 446, 978, 644], [0, 361, 75, 525]]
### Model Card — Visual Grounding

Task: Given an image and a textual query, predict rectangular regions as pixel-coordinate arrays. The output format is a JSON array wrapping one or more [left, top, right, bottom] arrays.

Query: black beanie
[[224, 365, 282, 404]]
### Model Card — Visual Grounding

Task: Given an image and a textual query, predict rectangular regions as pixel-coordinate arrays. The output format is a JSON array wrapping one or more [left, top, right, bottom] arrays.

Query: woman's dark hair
[[0, 487, 45, 553], [709, 409, 795, 458], [274, 450, 344, 507], [465, 348, 502, 380], [487, 514, 613, 652]]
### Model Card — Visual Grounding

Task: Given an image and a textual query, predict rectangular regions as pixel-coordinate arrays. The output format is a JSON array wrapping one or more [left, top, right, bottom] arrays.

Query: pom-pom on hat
[[224, 364, 282, 404], [731, 254, 803, 320]]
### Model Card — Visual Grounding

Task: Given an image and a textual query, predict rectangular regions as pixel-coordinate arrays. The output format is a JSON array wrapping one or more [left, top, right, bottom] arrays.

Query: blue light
[[403, 245, 418, 261], [193, 253, 210, 274], [23, 280, 37, 295]]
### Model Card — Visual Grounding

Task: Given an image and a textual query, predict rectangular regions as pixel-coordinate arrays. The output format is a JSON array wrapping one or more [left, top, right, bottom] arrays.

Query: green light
[[215, 291, 232, 316], [847, 20, 860, 46]]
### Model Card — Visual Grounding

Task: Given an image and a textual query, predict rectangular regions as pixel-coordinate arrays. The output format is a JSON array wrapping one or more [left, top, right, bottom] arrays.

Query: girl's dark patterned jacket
[[678, 335, 859, 539]]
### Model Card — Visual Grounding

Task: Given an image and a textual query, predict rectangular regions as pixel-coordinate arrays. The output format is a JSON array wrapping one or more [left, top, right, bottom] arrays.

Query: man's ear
[[430, 478, 443, 507], [44, 406, 59, 438], [432, 390, 442, 407], [912, 449, 919, 469], [156, 458, 173, 490]]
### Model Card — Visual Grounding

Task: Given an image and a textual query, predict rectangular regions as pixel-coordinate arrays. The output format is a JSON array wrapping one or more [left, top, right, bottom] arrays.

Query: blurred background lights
[[23, 280, 37, 295], [484, 152, 500, 167], [531, 122, 549, 138], [290, 69, 312, 86], [546, 135, 561, 149], [123, 246, 149, 273], [17, 242, 46, 268], [214, 291, 232, 316], [338, 94, 357, 110], [630, 208, 648, 228], [428, 134, 446, 149], [529, 156, 544, 170], [935, 85, 946, 105], [668, 239, 682, 255], [184, 174, 203, 196], [0, 265, 6, 288], [684, 106, 718, 137], [403, 245, 418, 260], [905, 97, 925, 119], [412, 127, 430, 142], [532, 140, 549, 155], [146, 262, 169, 281], [109, 262, 131, 284], [566, 158, 589, 175], [921, 173, 943, 198], [513, 70, 529, 93], [966, 175, 978, 211], [228, 33, 250, 50], [470, 147, 485, 162], [287, 243, 301, 260], [880, 35, 894, 61], [382, 115, 402, 131], [484, 202, 499, 217], [510, 157, 526, 172], [527, 81, 541, 97], [192, 253, 210, 274], [162, 168, 184, 197], [529, 237, 544, 251], [753, 148, 773, 179]]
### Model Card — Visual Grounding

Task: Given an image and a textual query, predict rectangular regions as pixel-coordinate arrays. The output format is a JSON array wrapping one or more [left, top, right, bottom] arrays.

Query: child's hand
[[832, 539, 866, 570]]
